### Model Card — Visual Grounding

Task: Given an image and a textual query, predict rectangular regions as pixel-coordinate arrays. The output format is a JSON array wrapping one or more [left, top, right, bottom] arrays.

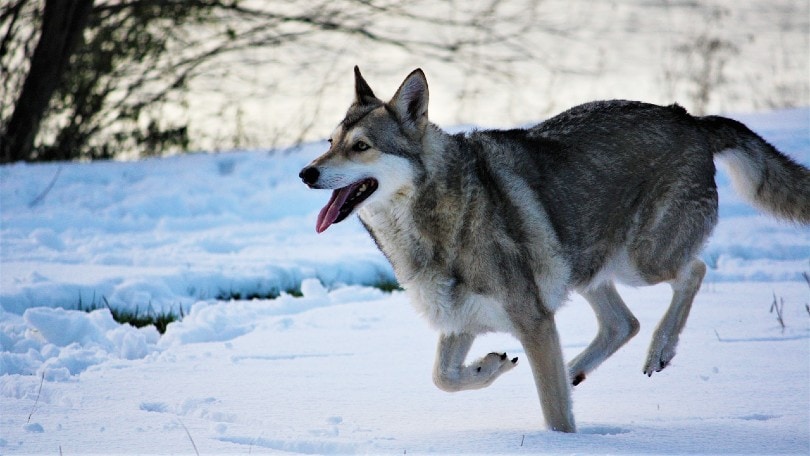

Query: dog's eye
[[352, 140, 371, 152]]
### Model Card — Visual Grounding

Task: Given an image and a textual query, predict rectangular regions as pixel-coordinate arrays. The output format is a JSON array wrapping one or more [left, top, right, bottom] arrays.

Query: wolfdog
[[299, 67, 810, 432]]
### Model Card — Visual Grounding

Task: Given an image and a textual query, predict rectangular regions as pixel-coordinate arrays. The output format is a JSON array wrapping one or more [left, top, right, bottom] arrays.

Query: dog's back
[[457, 101, 717, 287], [461, 100, 808, 287]]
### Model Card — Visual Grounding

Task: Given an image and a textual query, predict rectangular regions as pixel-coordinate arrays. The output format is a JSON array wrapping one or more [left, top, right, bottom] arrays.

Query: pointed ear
[[354, 66, 378, 105], [389, 68, 428, 129]]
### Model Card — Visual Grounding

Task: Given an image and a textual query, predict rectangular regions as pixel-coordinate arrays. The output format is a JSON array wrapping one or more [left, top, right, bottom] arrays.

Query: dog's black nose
[[299, 166, 320, 186]]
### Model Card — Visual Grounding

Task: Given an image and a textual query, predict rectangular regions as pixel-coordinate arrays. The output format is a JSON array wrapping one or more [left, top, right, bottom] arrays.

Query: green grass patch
[[215, 278, 401, 301], [77, 294, 181, 334], [371, 279, 403, 293], [215, 287, 303, 301]]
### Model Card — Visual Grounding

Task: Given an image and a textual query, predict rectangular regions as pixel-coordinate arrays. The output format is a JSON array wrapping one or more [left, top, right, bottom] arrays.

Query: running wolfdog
[[299, 67, 810, 432]]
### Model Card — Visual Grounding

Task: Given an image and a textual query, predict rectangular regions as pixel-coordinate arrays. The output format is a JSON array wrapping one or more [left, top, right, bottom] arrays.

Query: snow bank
[[0, 279, 386, 381], [157, 279, 383, 347], [1, 146, 394, 315], [0, 306, 159, 381]]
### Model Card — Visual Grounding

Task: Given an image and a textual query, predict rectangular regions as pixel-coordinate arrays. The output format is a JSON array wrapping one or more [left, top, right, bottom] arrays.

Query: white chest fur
[[361, 193, 516, 336], [405, 277, 516, 336]]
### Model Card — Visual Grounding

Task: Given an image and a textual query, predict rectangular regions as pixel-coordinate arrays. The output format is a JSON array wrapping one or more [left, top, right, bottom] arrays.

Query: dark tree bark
[[1, 0, 93, 163]]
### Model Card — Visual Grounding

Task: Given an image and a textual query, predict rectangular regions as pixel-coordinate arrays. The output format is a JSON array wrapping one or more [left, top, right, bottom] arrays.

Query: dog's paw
[[435, 352, 519, 392], [643, 342, 676, 376], [472, 352, 518, 382]]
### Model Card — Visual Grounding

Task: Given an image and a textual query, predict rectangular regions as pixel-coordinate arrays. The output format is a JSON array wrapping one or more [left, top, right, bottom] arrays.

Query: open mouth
[[316, 178, 378, 233]]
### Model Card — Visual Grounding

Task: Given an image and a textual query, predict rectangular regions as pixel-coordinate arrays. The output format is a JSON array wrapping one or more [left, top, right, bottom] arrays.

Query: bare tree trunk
[[1, 0, 93, 163]]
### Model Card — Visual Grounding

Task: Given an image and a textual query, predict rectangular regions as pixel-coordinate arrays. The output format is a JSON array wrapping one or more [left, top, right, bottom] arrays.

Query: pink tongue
[[316, 186, 353, 233]]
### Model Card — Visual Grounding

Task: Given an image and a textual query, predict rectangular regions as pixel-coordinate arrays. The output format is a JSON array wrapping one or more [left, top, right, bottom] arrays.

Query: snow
[[1, 108, 809, 453]]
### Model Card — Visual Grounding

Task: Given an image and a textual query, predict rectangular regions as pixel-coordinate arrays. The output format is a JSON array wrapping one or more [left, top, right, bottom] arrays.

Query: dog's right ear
[[354, 66, 377, 105]]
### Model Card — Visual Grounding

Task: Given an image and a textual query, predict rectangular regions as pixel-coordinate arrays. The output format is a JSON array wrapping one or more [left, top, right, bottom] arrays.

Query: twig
[[28, 166, 62, 208], [27, 371, 45, 423], [804, 270, 809, 317], [178, 419, 200, 456], [770, 292, 785, 332]]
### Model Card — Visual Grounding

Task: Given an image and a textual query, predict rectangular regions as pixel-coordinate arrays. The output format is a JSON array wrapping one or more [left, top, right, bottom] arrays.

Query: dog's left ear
[[390, 68, 428, 130]]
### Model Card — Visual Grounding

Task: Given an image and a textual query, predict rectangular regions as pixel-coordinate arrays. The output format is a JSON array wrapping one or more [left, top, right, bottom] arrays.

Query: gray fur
[[299, 67, 810, 433], [706, 115, 810, 223]]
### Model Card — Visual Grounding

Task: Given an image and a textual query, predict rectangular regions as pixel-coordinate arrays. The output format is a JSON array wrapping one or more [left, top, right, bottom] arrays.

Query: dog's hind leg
[[432, 332, 518, 392], [643, 258, 706, 376], [568, 282, 640, 385]]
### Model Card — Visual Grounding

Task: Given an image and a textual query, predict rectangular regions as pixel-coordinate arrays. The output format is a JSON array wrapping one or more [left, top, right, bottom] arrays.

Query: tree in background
[[0, 0, 541, 162], [1, 0, 93, 163]]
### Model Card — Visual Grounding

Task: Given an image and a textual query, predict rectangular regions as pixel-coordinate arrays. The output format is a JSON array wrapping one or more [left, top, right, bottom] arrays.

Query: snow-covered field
[[1, 108, 809, 453]]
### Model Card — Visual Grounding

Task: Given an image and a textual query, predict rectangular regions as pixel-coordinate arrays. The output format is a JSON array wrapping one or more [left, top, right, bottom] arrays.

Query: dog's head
[[300, 67, 429, 233]]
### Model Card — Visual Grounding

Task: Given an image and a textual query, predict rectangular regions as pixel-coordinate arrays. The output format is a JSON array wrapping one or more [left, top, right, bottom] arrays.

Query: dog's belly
[[582, 247, 649, 291], [405, 281, 515, 335]]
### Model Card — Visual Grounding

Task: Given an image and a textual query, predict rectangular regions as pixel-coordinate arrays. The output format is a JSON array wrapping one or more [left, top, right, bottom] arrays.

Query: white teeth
[[350, 182, 372, 201]]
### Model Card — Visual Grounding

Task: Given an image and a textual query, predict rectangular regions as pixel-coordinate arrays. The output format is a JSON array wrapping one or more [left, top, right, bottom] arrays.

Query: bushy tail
[[702, 115, 810, 224]]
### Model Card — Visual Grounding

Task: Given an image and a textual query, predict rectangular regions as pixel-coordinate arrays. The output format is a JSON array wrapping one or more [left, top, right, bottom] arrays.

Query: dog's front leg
[[432, 332, 518, 392], [515, 314, 576, 433]]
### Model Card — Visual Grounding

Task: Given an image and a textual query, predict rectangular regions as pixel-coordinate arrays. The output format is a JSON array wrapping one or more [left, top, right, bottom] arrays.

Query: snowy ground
[[1, 108, 809, 453]]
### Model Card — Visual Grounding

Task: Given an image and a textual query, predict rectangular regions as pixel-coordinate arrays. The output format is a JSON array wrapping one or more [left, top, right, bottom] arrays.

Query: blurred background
[[1, 0, 808, 162]]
